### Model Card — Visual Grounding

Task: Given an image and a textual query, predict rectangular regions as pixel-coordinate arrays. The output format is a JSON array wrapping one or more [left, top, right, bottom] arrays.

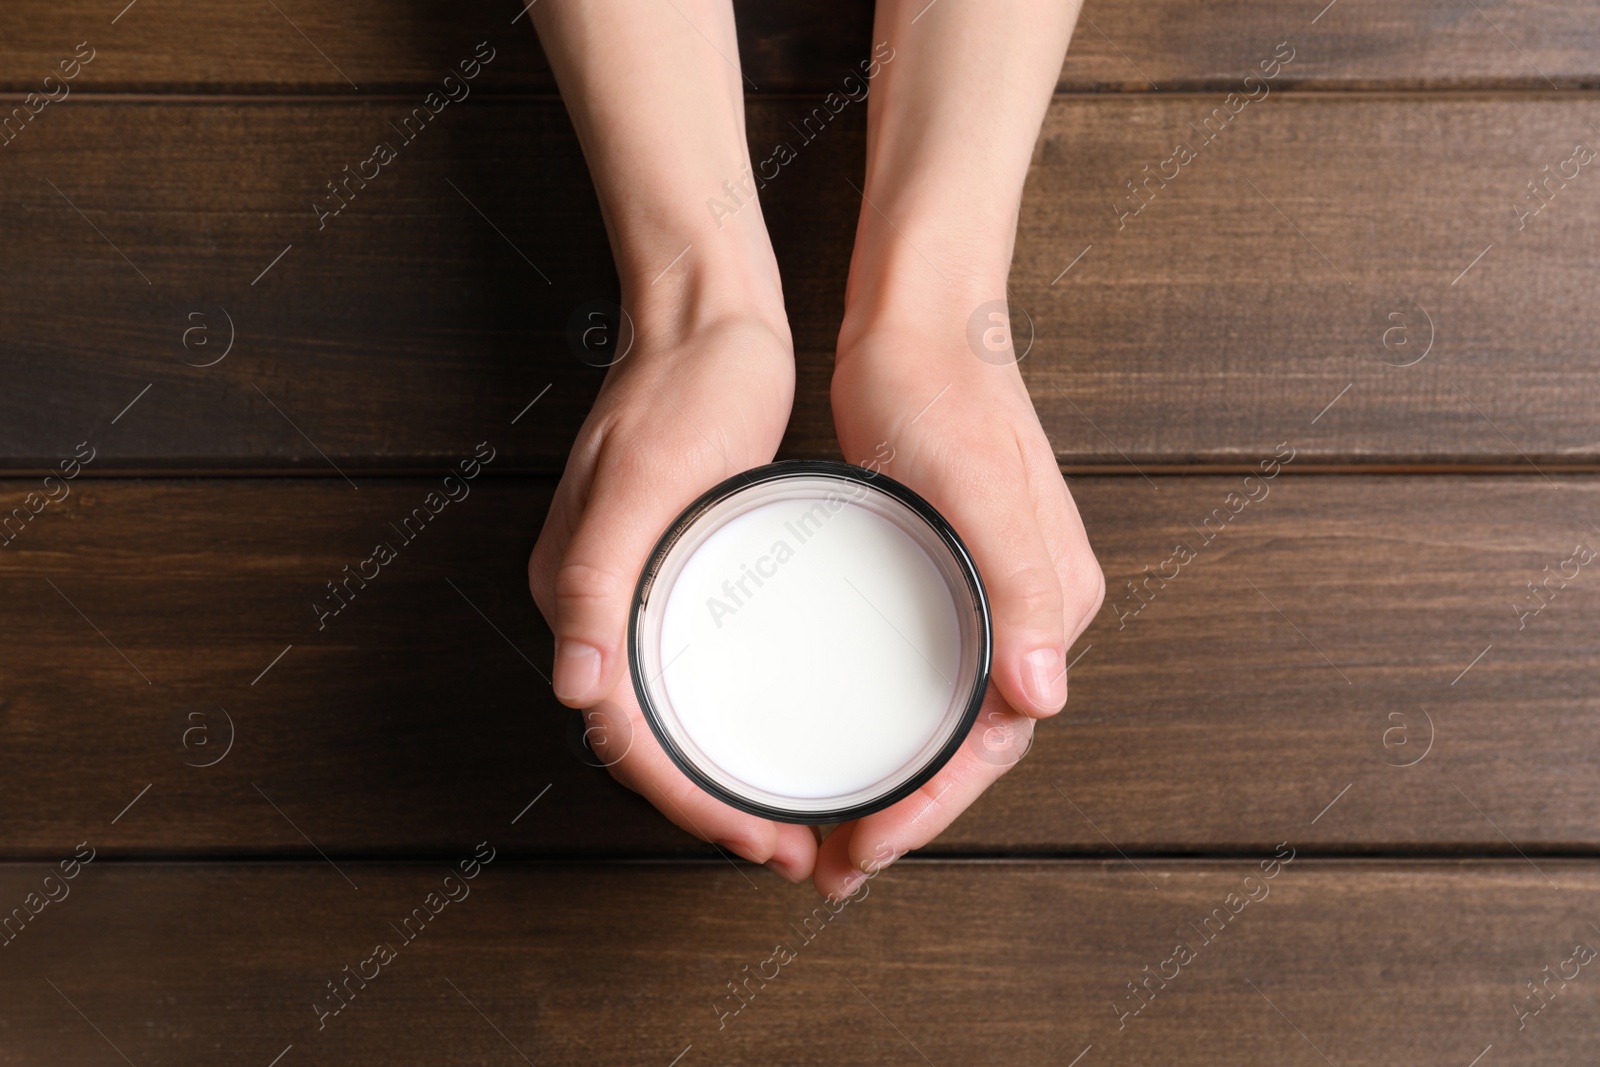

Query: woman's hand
[[813, 314, 1104, 897], [526, 0, 822, 882], [527, 292, 821, 883], [800, 0, 1086, 897]]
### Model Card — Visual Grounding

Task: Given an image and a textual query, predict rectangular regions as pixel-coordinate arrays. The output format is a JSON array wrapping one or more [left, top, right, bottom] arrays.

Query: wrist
[[838, 192, 1017, 352], [616, 207, 791, 351], [838, 245, 1012, 375], [622, 253, 790, 353]]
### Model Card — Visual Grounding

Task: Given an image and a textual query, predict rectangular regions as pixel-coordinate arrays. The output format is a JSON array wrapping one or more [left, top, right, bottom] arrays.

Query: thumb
[[545, 451, 692, 707], [943, 479, 1069, 718]]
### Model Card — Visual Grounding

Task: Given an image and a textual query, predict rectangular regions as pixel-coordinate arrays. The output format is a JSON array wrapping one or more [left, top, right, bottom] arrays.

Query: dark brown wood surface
[[2, 475, 1594, 857], [2, 97, 1598, 470], [3, 0, 1598, 93], [0, 861, 1592, 1065], [5, 1, 1597, 1061]]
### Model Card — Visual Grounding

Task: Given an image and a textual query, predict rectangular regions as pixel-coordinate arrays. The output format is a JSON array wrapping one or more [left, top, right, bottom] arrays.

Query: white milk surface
[[658, 494, 962, 801]]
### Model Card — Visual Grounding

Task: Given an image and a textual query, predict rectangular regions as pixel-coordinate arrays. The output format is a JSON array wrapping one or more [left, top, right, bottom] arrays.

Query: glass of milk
[[629, 460, 991, 823]]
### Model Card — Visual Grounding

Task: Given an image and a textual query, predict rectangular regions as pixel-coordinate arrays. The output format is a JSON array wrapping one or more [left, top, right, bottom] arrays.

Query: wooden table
[[2, 1, 1596, 1062]]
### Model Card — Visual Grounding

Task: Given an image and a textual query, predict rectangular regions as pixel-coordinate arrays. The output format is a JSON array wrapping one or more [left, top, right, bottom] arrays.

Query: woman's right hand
[[527, 292, 822, 883]]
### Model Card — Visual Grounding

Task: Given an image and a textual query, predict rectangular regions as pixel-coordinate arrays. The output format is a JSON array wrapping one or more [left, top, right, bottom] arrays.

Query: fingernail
[[860, 847, 898, 875], [553, 640, 602, 703], [766, 858, 803, 884], [1023, 647, 1067, 712], [835, 868, 868, 898]]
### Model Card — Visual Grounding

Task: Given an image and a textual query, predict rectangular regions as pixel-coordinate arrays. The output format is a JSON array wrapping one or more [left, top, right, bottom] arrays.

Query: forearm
[[530, 0, 783, 320], [842, 1, 1077, 333]]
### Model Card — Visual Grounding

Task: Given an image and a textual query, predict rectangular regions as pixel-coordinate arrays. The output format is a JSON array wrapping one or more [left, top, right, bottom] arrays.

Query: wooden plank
[[0, 860, 1592, 1064], [1, 475, 1595, 856], [2, 0, 1598, 93], [0, 99, 605, 473], [2, 96, 1597, 470], [1012, 92, 1600, 468], [0, 0, 874, 95]]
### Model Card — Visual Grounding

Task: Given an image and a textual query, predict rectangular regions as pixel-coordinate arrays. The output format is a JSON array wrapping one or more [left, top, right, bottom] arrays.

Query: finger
[[527, 476, 581, 620], [1038, 472, 1106, 649], [930, 464, 1069, 717], [544, 441, 701, 707], [584, 693, 819, 883], [811, 821, 870, 900], [840, 687, 1033, 874], [810, 820, 903, 900]]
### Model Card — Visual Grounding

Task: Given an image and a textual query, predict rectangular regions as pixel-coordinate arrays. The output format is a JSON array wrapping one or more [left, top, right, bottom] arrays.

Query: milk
[[657, 493, 963, 802]]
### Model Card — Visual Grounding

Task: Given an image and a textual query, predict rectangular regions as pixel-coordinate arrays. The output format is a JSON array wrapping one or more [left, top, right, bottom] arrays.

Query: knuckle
[[1001, 563, 1066, 626], [1074, 561, 1107, 621], [527, 537, 557, 604], [554, 559, 630, 615]]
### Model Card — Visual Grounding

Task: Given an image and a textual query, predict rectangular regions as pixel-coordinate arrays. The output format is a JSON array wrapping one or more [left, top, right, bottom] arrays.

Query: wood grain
[[0, 860, 1592, 1065], [1, 96, 1596, 470], [3, 0, 1588, 1053], [1011, 92, 1600, 468], [2, 0, 1598, 93], [1, 475, 1594, 857]]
